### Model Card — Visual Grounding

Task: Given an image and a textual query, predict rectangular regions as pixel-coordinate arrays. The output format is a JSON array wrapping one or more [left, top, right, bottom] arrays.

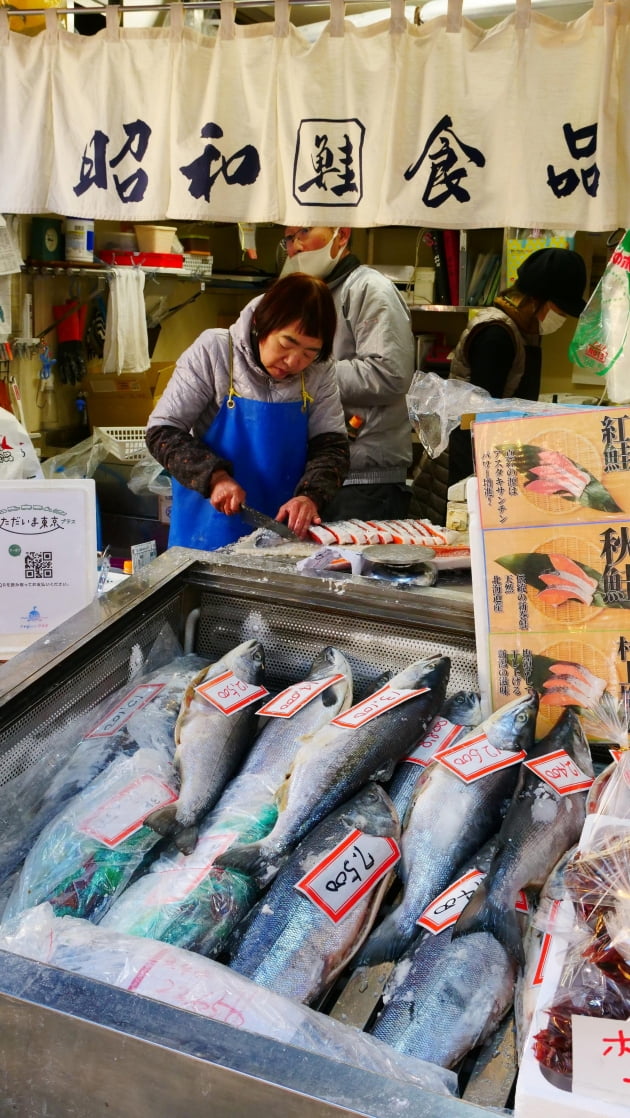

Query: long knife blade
[[239, 503, 298, 541]]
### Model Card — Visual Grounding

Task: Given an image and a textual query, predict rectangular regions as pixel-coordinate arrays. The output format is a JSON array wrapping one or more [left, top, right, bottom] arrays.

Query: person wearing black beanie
[[412, 247, 587, 526]]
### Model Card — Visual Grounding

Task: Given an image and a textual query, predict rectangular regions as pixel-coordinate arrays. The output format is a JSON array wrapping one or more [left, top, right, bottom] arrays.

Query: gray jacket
[[147, 296, 347, 443], [328, 260, 415, 485]]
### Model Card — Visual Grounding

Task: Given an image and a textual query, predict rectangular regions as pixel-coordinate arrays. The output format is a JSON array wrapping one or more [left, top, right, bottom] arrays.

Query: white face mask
[[538, 308, 567, 336], [280, 229, 341, 280]]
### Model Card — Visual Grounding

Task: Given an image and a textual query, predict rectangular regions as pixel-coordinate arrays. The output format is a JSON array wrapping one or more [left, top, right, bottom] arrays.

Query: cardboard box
[[86, 362, 174, 428]]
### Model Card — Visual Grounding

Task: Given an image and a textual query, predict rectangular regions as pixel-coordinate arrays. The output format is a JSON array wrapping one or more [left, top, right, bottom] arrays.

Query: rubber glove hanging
[[52, 300, 88, 385]]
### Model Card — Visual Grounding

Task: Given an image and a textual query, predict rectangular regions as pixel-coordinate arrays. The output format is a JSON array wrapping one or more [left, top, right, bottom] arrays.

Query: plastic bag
[[569, 231, 630, 403], [0, 404, 43, 479], [41, 433, 108, 479], [128, 454, 171, 497], [406, 372, 589, 459], [0, 904, 458, 1098]]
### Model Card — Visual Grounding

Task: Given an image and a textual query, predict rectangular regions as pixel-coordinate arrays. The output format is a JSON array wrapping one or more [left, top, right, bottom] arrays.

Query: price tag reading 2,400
[[295, 829, 400, 924]]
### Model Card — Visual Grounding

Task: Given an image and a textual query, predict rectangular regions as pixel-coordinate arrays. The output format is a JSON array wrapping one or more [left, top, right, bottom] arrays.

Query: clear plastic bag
[[569, 231, 630, 400]]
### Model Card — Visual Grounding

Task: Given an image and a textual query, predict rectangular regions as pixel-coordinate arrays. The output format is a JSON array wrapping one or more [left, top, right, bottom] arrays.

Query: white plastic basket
[[92, 426, 148, 462]]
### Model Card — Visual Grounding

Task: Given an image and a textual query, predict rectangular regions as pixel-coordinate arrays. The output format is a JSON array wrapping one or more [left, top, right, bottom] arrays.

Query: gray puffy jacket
[[328, 260, 415, 485]]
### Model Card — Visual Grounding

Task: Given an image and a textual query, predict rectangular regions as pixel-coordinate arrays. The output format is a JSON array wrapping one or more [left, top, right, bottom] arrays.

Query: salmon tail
[[174, 825, 199, 855], [144, 803, 179, 837], [214, 841, 279, 889], [453, 888, 525, 969], [354, 912, 418, 967]]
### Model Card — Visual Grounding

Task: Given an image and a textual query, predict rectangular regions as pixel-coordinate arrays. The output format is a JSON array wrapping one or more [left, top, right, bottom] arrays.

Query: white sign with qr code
[[0, 479, 98, 656]]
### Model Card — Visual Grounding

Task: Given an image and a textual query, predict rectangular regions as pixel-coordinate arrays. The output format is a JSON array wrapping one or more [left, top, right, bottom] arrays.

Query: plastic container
[[99, 250, 183, 270], [98, 230, 138, 253], [134, 224, 178, 253], [64, 218, 95, 263]]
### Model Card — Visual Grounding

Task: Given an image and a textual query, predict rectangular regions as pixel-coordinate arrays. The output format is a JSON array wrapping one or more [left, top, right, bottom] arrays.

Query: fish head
[[389, 654, 451, 697], [339, 781, 401, 839], [442, 690, 483, 729], [224, 639, 266, 684], [484, 691, 539, 755], [308, 647, 354, 707]]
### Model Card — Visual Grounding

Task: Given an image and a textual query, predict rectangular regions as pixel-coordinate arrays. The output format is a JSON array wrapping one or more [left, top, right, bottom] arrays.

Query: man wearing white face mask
[[280, 225, 415, 521], [412, 246, 587, 526]]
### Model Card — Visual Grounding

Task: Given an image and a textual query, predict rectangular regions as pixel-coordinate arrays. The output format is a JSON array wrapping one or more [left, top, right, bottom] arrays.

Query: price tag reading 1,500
[[195, 670, 269, 715], [295, 828, 400, 924], [524, 749, 594, 795], [436, 732, 526, 784], [331, 685, 429, 729]]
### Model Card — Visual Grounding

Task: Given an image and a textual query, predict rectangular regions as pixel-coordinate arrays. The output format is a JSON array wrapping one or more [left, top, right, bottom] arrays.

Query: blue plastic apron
[[169, 339, 311, 550]]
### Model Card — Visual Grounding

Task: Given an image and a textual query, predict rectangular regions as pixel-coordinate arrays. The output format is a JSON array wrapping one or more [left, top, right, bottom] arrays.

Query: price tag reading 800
[[524, 748, 594, 795], [295, 828, 400, 924], [258, 674, 346, 719], [436, 732, 526, 784], [403, 717, 464, 766], [196, 670, 269, 715], [418, 869, 529, 935]]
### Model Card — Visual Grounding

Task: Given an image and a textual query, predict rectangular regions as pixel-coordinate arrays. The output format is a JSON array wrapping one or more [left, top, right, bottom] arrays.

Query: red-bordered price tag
[[532, 897, 563, 987], [145, 830, 239, 904], [610, 748, 624, 763], [331, 685, 429, 729], [524, 748, 594, 795], [418, 869, 529, 934], [85, 683, 165, 738], [418, 869, 485, 933], [403, 717, 464, 766], [196, 670, 269, 715], [436, 732, 526, 783], [257, 674, 345, 718], [295, 828, 400, 923], [80, 773, 177, 847]]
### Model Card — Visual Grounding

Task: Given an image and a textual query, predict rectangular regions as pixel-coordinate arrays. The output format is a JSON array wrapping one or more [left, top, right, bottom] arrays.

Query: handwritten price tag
[[436, 732, 526, 784], [295, 828, 400, 923], [80, 773, 177, 847], [524, 748, 594, 795], [418, 868, 529, 934], [257, 674, 345, 718], [610, 748, 624, 763], [196, 670, 269, 715], [331, 685, 429, 730], [531, 897, 563, 987], [85, 683, 165, 738], [145, 830, 239, 904], [403, 717, 464, 766]]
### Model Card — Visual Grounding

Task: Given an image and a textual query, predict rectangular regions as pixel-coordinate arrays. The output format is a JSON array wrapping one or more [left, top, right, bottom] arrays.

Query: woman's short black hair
[[253, 272, 337, 361]]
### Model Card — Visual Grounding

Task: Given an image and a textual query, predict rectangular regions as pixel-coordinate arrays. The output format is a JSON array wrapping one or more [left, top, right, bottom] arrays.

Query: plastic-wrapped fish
[[0, 903, 457, 1099], [216, 655, 450, 887], [357, 691, 539, 966], [0, 652, 207, 886], [2, 747, 177, 924], [102, 649, 354, 956], [229, 783, 400, 1003]]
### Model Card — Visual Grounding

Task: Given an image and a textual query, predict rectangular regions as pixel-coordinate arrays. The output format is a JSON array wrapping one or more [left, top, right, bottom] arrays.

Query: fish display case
[[0, 545, 500, 1118]]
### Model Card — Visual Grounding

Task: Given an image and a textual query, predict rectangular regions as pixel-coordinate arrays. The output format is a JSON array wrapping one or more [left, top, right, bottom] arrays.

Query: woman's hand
[[276, 495, 320, 540], [209, 469, 246, 515]]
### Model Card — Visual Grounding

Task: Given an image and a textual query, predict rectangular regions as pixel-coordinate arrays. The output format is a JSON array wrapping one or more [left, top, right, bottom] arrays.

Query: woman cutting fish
[[146, 273, 350, 550]]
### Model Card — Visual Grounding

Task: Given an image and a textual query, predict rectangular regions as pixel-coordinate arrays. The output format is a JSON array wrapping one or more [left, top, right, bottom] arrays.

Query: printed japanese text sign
[[524, 748, 594, 795], [436, 732, 526, 783], [295, 828, 400, 924], [0, 479, 97, 657], [196, 670, 269, 715], [572, 1015, 630, 1108], [257, 675, 345, 718], [331, 685, 429, 729]]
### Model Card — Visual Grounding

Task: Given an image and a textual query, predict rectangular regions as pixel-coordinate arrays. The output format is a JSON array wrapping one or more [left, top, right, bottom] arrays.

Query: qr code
[[25, 551, 53, 579]]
